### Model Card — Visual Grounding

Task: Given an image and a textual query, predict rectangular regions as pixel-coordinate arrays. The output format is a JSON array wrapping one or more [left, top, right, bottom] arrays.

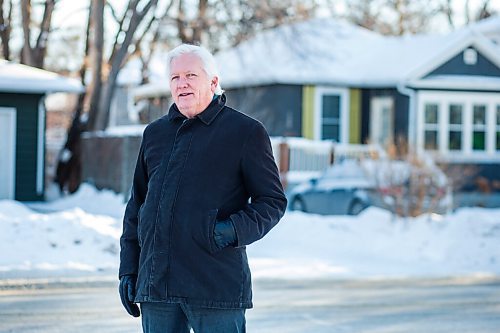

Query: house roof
[[215, 16, 500, 89], [0, 60, 84, 94]]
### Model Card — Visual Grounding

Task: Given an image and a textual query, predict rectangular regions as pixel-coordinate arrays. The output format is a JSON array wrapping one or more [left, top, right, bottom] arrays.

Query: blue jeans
[[140, 302, 246, 333]]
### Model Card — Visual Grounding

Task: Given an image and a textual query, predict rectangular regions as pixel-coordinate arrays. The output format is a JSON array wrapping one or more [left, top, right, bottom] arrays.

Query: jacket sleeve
[[119, 140, 148, 278], [229, 122, 287, 247]]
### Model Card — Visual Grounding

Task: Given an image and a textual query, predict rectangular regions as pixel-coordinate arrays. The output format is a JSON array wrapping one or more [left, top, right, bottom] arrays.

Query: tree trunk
[[86, 0, 105, 131], [20, 0, 56, 68], [20, 0, 33, 65], [54, 94, 84, 194], [93, 0, 159, 131], [54, 1, 93, 194], [0, 0, 12, 60], [33, 0, 56, 68]]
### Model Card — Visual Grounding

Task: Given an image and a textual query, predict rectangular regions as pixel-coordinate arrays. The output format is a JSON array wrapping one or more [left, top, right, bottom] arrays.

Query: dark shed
[[0, 61, 83, 201]]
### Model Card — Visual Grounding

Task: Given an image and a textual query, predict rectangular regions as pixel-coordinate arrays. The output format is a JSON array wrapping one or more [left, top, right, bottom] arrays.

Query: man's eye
[[171, 76, 179, 81], [187, 73, 197, 78]]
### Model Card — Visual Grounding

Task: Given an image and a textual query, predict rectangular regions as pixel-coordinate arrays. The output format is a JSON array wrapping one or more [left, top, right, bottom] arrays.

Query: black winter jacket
[[119, 94, 287, 309]]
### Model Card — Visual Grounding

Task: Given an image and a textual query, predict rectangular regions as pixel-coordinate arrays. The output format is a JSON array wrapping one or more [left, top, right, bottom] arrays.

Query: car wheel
[[291, 197, 307, 212], [348, 200, 366, 215]]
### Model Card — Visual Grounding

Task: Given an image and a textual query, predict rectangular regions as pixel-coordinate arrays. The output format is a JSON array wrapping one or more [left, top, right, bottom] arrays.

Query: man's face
[[169, 53, 218, 118]]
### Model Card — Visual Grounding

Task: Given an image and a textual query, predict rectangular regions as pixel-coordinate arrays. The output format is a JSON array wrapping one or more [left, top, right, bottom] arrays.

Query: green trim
[[349, 88, 361, 143], [302, 86, 315, 139]]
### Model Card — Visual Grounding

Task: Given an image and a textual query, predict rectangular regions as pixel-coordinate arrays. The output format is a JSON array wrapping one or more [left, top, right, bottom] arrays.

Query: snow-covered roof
[[0, 60, 84, 94], [471, 14, 500, 44], [132, 81, 170, 100], [215, 16, 500, 89]]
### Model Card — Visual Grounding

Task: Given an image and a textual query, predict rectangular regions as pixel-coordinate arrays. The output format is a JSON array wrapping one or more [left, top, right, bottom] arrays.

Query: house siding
[[224, 85, 302, 137], [349, 88, 361, 144], [426, 47, 500, 77], [302, 85, 315, 139], [394, 92, 410, 143], [0, 92, 44, 201]]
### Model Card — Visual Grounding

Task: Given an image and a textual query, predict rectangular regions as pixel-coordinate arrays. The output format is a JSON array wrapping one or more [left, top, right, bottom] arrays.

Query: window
[[497, 105, 500, 151], [472, 105, 486, 151], [424, 103, 439, 150], [321, 95, 340, 141], [419, 92, 500, 159], [315, 87, 348, 142], [448, 104, 463, 151], [463, 48, 477, 65]]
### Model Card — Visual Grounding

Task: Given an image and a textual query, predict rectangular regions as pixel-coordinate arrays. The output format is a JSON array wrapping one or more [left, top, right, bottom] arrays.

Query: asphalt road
[[1, 276, 499, 333]]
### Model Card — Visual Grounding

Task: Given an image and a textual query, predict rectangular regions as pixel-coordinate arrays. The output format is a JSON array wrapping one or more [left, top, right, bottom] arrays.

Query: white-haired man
[[118, 44, 287, 332]]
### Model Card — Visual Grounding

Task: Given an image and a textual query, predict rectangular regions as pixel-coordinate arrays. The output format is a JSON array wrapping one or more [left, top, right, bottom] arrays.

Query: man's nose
[[178, 76, 188, 87]]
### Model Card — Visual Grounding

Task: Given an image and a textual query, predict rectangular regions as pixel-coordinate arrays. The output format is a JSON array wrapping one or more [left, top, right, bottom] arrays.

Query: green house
[[0, 61, 83, 201]]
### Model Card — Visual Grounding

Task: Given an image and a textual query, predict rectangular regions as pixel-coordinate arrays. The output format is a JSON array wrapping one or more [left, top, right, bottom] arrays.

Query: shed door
[[0, 107, 16, 199]]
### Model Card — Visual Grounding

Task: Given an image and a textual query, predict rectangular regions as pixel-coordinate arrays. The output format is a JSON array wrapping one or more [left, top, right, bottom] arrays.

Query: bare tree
[[156, 0, 317, 52], [345, 0, 443, 35], [86, 0, 104, 131], [87, 0, 160, 131], [55, 0, 162, 193], [443, 0, 496, 29], [20, 0, 57, 68], [0, 0, 13, 60]]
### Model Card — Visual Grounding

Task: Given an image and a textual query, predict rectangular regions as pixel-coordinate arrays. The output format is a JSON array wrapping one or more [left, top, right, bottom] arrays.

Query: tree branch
[[34, 0, 56, 67]]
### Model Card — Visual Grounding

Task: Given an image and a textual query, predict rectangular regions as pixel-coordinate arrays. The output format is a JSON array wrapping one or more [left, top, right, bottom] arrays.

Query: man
[[118, 44, 287, 333]]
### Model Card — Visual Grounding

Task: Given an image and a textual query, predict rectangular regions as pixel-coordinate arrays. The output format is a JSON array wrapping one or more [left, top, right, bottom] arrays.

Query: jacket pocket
[[192, 209, 219, 254]]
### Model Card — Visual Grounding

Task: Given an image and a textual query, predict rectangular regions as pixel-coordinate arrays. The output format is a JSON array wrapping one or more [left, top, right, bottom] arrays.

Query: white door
[[0, 107, 16, 199], [370, 97, 394, 146]]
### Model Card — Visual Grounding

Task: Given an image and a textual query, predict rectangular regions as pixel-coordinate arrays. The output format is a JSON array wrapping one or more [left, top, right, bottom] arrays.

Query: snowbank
[[1, 184, 499, 280]]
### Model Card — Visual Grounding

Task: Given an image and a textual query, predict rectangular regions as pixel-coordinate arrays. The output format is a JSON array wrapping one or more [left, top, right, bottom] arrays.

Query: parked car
[[289, 160, 380, 215], [289, 158, 451, 216]]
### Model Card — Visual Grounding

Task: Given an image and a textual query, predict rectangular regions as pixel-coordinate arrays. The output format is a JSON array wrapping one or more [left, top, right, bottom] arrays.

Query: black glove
[[119, 275, 140, 317], [214, 219, 237, 250]]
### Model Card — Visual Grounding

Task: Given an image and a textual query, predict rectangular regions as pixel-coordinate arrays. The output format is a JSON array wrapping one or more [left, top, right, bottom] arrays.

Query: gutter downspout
[[396, 81, 417, 154]]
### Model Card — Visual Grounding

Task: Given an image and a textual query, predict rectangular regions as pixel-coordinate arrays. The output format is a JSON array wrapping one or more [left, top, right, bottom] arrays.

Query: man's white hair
[[167, 44, 224, 95]]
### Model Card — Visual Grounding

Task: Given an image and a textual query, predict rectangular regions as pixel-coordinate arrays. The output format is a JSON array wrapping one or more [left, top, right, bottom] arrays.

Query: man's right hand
[[119, 275, 140, 317]]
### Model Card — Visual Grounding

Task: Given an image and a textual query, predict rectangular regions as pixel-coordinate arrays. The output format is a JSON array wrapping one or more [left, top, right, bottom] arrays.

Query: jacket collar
[[168, 94, 226, 125]]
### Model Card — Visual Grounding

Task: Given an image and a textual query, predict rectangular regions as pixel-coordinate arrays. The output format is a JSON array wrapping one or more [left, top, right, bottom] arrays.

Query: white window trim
[[417, 90, 500, 162], [313, 87, 349, 142], [37, 98, 46, 195], [0, 107, 17, 199]]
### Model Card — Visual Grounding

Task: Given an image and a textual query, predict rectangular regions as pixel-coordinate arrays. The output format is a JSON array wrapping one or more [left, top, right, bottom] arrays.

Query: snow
[[1, 184, 499, 281], [0, 60, 84, 94], [81, 124, 147, 138]]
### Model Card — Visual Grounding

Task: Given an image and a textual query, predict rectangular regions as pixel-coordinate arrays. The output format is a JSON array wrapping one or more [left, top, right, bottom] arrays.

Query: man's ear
[[211, 76, 219, 92]]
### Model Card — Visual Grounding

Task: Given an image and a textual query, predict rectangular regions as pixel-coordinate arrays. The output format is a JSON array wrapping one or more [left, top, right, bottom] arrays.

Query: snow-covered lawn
[[1, 184, 499, 280]]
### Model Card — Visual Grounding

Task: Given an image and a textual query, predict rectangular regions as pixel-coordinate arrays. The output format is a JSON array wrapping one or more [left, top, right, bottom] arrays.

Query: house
[[214, 16, 500, 193], [0, 61, 83, 201], [127, 16, 500, 197]]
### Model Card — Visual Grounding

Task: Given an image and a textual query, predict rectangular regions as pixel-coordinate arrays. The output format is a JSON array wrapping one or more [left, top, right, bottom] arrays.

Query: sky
[[1, 183, 499, 281]]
